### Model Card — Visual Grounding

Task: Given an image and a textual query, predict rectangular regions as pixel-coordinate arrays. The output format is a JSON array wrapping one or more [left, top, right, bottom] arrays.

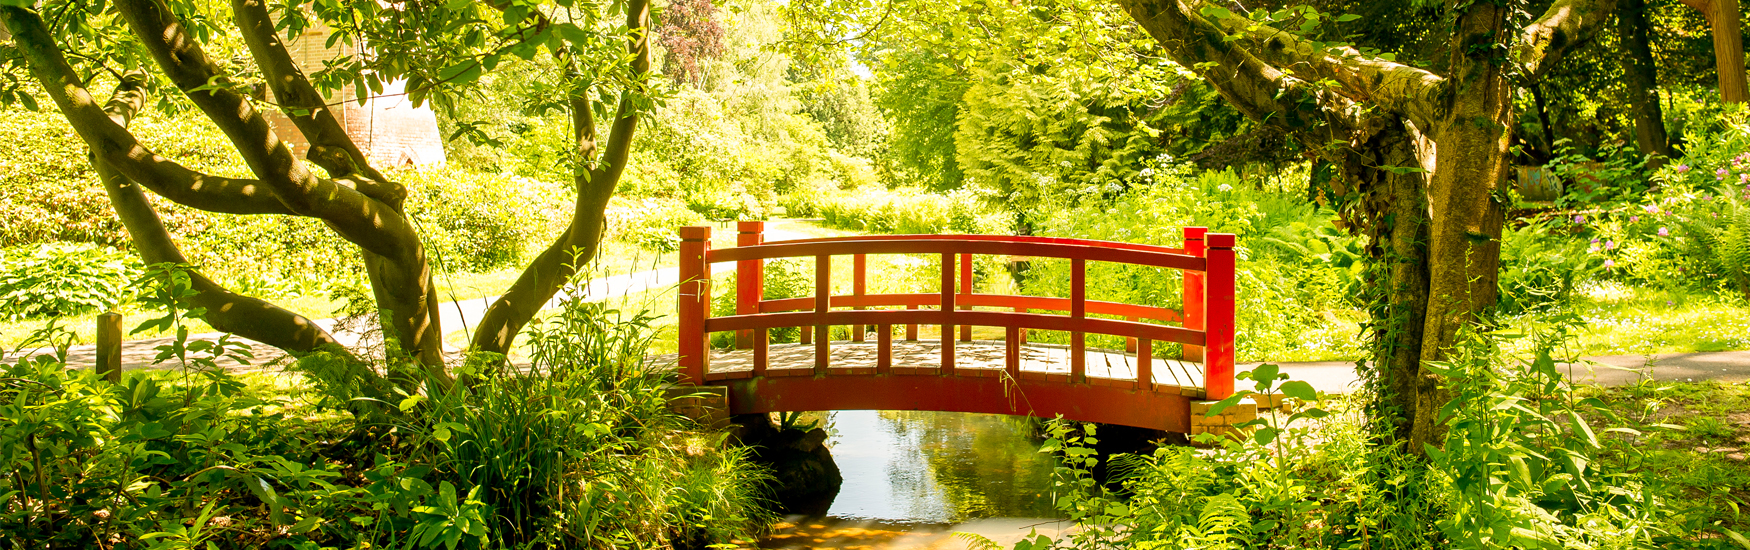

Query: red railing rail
[[676, 223, 1238, 400]]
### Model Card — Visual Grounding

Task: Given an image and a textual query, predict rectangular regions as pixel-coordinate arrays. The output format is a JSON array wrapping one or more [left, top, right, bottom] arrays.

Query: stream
[[756, 410, 1075, 549]]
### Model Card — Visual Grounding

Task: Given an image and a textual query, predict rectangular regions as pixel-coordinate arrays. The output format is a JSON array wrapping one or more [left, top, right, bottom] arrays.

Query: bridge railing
[[676, 222, 1237, 399]]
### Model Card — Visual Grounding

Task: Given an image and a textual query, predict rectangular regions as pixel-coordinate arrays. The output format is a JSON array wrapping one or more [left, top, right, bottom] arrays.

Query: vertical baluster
[[959, 252, 973, 342], [816, 254, 831, 375], [1182, 227, 1207, 362], [854, 253, 867, 342], [1125, 316, 1138, 353], [1071, 258, 1085, 384], [906, 304, 919, 341], [677, 226, 711, 385], [1137, 338, 1153, 390], [941, 252, 956, 374], [1005, 326, 1020, 380], [1016, 307, 1028, 344], [878, 324, 893, 374], [1204, 234, 1238, 400]]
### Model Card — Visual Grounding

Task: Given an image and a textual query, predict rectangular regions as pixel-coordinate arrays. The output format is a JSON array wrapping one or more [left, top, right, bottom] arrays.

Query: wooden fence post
[[736, 221, 764, 350], [96, 312, 121, 383], [678, 226, 711, 385], [1204, 233, 1237, 400]]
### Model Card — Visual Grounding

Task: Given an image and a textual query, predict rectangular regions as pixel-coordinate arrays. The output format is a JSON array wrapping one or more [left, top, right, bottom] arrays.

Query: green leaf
[[1336, 13, 1361, 22], [1205, 393, 1245, 417], [1277, 380, 1318, 402], [245, 475, 286, 526]]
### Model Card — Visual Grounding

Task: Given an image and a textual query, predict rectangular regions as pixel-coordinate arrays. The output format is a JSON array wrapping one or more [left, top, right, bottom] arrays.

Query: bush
[[606, 197, 710, 252], [0, 243, 141, 321], [992, 321, 1683, 549], [786, 185, 1010, 235], [0, 291, 771, 548], [397, 167, 567, 272]]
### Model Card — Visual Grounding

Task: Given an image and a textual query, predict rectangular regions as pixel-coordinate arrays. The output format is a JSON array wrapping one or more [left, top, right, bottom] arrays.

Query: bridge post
[[678, 226, 711, 385], [940, 252, 956, 374], [1182, 227, 1207, 362], [1071, 258, 1086, 383], [959, 253, 973, 342], [853, 254, 867, 342], [1204, 233, 1237, 400], [736, 221, 764, 350]]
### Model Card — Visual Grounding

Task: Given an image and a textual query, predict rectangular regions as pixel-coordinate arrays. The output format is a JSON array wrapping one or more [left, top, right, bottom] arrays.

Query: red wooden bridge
[[675, 222, 1236, 433]]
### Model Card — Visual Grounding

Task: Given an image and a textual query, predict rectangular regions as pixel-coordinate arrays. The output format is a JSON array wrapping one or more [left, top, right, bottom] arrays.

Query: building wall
[[264, 26, 447, 168]]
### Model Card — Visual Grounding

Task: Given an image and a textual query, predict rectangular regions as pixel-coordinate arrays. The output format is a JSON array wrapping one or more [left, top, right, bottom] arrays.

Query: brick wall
[[262, 26, 447, 168]]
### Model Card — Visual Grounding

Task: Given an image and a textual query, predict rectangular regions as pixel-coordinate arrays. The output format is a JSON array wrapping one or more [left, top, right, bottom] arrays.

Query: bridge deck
[[704, 340, 1207, 392]]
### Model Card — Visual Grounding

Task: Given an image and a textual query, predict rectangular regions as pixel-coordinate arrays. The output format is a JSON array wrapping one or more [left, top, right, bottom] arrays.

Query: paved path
[[1258, 351, 1750, 395]]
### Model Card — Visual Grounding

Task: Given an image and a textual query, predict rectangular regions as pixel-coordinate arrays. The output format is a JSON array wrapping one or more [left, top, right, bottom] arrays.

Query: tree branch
[[112, 0, 422, 261], [0, 5, 294, 217], [1516, 0, 1619, 79], [231, 0, 403, 204], [471, 0, 652, 353], [1204, 9, 1446, 132], [1114, 0, 1352, 135], [94, 74, 355, 358]]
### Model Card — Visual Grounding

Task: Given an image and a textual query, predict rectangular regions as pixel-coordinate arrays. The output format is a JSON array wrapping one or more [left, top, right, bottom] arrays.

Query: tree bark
[[93, 73, 356, 359], [1684, 0, 1749, 102], [1115, 0, 1612, 452], [1619, 0, 1672, 161], [470, 0, 652, 355], [109, 0, 448, 379], [2, 2, 450, 387]]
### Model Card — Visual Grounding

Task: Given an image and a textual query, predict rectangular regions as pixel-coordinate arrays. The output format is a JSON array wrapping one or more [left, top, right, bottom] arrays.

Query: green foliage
[[397, 167, 566, 273], [991, 319, 1691, 549], [784, 185, 1010, 235], [0, 285, 771, 548], [1022, 165, 1363, 361], [712, 258, 812, 346], [1496, 220, 1600, 314], [0, 243, 141, 321]]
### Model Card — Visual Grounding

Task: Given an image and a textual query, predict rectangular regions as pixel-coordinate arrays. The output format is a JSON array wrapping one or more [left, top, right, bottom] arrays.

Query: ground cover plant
[[0, 272, 770, 549]]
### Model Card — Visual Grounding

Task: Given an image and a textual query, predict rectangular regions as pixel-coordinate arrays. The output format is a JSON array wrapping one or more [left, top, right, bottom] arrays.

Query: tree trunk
[[1410, 1, 1514, 449], [1714, 0, 1748, 103], [1619, 0, 1672, 161], [1687, 0, 1750, 102], [471, 0, 651, 355]]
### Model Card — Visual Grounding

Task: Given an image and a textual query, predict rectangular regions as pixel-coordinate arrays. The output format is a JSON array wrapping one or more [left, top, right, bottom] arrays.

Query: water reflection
[[756, 410, 1067, 549]]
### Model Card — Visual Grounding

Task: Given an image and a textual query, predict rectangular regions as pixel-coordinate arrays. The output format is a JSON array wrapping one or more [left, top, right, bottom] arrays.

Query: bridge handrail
[[675, 222, 1238, 399], [731, 233, 1190, 255]]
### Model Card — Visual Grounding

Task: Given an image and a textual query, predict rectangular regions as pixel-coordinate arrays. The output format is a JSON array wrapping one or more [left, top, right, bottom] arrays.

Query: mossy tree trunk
[[1114, 0, 1615, 450]]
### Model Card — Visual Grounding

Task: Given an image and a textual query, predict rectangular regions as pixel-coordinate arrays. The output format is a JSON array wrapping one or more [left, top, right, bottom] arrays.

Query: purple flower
[[1677, 164, 1691, 173], [1590, 238, 1599, 244], [1658, 227, 1669, 237], [1644, 204, 1660, 213], [1589, 245, 1600, 253], [1718, 168, 1730, 180], [1575, 215, 1586, 224], [1631, 216, 1641, 222], [1606, 240, 1617, 250], [1667, 300, 1675, 306], [1603, 259, 1616, 268]]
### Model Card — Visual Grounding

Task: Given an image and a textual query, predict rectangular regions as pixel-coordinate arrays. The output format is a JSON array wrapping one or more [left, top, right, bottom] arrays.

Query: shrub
[[607, 197, 710, 252], [0, 243, 141, 321], [788, 185, 1010, 235], [397, 167, 566, 272], [0, 288, 771, 548]]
